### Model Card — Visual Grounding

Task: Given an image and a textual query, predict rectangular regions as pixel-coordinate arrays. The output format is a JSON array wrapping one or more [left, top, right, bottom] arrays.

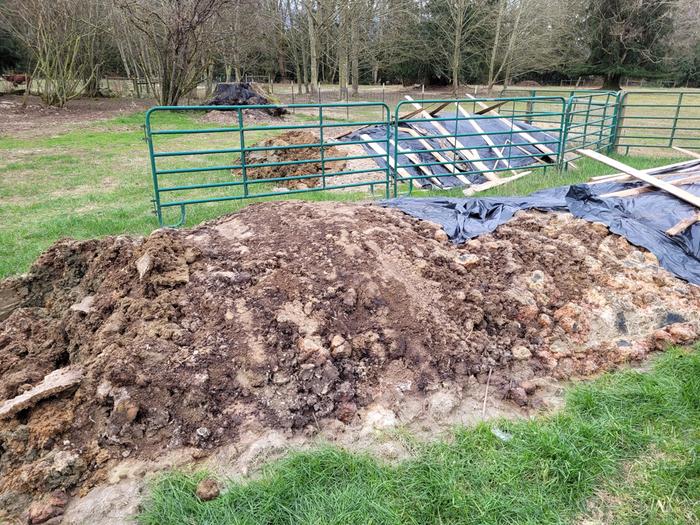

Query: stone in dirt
[[195, 478, 220, 502], [25, 490, 68, 524], [0, 201, 699, 522], [0, 367, 83, 419]]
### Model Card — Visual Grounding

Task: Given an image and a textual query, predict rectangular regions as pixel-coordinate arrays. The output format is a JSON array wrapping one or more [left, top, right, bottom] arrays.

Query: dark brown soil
[[1, 201, 699, 519], [246, 131, 346, 189]]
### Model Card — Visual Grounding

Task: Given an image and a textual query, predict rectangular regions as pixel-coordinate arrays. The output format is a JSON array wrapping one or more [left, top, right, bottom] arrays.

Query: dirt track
[[1, 201, 699, 521]]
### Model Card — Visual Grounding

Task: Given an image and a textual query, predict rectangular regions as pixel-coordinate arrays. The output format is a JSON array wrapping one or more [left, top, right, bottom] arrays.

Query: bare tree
[[114, 0, 229, 105], [487, 0, 581, 89], [0, 0, 102, 106], [430, 0, 491, 93]]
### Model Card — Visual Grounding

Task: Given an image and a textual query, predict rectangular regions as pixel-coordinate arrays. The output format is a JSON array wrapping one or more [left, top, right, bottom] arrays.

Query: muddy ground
[[0, 95, 153, 138], [1, 202, 699, 523]]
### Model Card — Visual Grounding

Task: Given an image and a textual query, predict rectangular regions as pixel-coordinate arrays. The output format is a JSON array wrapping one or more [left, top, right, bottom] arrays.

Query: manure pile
[[1, 201, 699, 520]]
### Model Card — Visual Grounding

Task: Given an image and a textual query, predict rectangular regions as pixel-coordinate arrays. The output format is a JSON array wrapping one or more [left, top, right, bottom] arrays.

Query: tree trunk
[[487, 0, 506, 90], [337, 3, 348, 97], [306, 3, 318, 94], [350, 15, 359, 96], [301, 42, 309, 93], [602, 72, 622, 91]]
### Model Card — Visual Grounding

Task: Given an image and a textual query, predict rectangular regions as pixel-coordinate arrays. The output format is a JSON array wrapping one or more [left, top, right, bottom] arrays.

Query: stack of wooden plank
[[335, 95, 560, 194], [579, 147, 700, 236]]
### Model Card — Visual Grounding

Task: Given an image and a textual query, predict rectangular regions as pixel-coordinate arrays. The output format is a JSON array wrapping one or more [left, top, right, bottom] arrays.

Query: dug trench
[[1, 201, 699, 523]]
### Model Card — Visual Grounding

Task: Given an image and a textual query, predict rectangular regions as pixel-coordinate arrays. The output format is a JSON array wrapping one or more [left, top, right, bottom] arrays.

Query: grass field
[[139, 347, 700, 525], [0, 105, 688, 279], [2, 93, 699, 524]]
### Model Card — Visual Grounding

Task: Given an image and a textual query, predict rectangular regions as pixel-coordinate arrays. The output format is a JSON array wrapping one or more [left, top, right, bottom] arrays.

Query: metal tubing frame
[[145, 102, 392, 226], [144, 91, 698, 227]]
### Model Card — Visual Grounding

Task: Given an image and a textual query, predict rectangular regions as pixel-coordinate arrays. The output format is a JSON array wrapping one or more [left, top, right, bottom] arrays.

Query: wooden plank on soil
[[578, 149, 700, 209]]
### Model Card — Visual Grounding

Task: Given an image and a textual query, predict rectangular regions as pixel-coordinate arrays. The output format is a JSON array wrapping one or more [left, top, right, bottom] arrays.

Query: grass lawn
[[139, 347, 700, 525], [0, 106, 688, 279], [2, 99, 699, 524]]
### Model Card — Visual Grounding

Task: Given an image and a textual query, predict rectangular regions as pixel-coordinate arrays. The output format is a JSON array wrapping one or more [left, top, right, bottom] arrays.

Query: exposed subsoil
[[1, 201, 699, 522]]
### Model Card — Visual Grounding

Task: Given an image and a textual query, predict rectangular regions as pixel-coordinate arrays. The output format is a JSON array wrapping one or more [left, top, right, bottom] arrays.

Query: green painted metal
[[145, 91, 698, 227], [392, 96, 568, 192], [145, 102, 392, 227], [614, 91, 700, 152], [560, 92, 620, 164]]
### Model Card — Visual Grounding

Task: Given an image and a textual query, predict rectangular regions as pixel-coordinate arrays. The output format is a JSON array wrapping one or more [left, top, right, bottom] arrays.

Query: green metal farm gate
[[144, 90, 697, 227]]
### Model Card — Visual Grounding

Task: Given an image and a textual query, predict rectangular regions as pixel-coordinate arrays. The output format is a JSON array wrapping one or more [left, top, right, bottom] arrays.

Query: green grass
[[138, 347, 700, 525], [0, 109, 371, 278], [0, 103, 688, 279]]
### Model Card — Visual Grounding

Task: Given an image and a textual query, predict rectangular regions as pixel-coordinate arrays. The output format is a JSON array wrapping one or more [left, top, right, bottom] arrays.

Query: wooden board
[[400, 127, 468, 183], [672, 146, 700, 160], [588, 157, 700, 183], [388, 137, 444, 188], [667, 212, 700, 236], [404, 96, 500, 181], [601, 172, 700, 198], [456, 104, 522, 175], [463, 93, 557, 158], [578, 149, 700, 209], [462, 171, 532, 196], [360, 134, 416, 185]]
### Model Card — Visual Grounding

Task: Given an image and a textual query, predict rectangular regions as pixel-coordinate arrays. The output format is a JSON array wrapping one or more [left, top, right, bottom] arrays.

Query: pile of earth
[[246, 130, 347, 189], [1, 201, 699, 521], [205, 82, 287, 117]]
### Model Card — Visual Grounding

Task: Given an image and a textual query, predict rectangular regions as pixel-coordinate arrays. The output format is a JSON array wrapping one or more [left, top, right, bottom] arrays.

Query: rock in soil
[[0, 201, 699, 521], [195, 478, 220, 502]]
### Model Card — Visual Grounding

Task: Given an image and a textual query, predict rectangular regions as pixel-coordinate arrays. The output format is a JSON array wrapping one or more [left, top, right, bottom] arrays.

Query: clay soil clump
[[1, 201, 699, 520]]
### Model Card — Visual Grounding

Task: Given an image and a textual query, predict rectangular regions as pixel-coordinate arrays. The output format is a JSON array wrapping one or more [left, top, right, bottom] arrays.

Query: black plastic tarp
[[205, 82, 286, 116], [341, 111, 559, 190], [383, 175, 700, 285]]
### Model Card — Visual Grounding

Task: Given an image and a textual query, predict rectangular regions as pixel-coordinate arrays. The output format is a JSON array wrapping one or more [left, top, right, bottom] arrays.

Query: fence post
[[319, 105, 326, 189], [237, 108, 248, 197], [609, 91, 626, 154], [558, 96, 574, 171], [669, 92, 684, 148], [392, 103, 399, 198], [144, 109, 162, 226]]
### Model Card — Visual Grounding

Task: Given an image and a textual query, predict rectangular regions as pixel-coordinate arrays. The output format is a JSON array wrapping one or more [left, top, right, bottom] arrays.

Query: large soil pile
[[1, 201, 699, 520]]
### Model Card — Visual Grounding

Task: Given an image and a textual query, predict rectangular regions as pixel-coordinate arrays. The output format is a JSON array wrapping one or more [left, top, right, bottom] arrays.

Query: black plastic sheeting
[[205, 82, 286, 116], [341, 112, 559, 189], [383, 174, 700, 285]]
